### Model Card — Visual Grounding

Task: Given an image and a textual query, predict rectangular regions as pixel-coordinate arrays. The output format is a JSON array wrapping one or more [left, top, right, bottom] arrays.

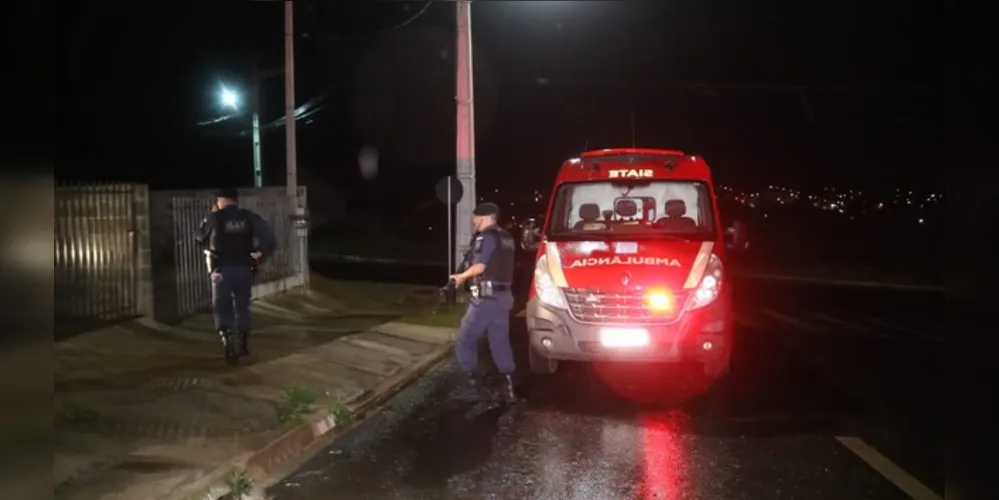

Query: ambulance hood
[[544, 239, 716, 290]]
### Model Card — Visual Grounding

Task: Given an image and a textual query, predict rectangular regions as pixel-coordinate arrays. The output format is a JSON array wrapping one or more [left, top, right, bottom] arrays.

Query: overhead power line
[[195, 1, 434, 135]]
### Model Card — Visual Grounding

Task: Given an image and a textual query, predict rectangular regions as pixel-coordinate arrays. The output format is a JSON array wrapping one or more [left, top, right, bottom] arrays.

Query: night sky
[[60, 0, 936, 199]]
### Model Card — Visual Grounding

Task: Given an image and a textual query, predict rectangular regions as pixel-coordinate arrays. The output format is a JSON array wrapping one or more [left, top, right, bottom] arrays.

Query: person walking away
[[449, 202, 518, 402], [195, 188, 277, 365]]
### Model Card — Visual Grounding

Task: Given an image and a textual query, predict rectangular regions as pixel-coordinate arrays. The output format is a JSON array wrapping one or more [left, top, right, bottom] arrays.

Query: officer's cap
[[473, 202, 500, 217], [215, 188, 239, 201]]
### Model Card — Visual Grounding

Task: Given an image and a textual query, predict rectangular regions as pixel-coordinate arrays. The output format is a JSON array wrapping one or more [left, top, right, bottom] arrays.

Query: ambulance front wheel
[[528, 344, 559, 375]]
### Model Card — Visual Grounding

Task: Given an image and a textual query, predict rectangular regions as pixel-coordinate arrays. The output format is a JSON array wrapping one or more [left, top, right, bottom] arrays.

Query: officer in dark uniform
[[194, 188, 277, 365], [449, 202, 518, 401]]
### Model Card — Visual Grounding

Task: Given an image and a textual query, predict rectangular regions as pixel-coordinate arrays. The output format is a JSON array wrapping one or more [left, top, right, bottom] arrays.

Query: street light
[[220, 86, 239, 110], [217, 83, 263, 188], [208, 1, 304, 287]]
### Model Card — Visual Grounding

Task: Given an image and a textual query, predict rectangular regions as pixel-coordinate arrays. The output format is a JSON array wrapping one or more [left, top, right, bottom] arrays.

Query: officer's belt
[[484, 283, 511, 292]]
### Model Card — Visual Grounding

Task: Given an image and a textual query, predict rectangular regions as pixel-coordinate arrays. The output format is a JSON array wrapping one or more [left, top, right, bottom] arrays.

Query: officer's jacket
[[474, 225, 515, 284], [195, 205, 277, 267]]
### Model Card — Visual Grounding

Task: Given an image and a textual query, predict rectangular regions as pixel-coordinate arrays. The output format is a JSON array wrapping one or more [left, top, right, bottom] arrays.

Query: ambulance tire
[[528, 345, 558, 375]]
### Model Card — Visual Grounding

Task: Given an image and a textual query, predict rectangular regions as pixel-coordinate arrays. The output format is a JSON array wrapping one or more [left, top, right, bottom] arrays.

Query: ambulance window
[[548, 180, 716, 238]]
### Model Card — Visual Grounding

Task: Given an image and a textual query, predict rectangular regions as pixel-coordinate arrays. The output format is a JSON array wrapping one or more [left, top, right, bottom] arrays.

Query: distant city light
[[432, 183, 941, 229], [713, 183, 941, 225]]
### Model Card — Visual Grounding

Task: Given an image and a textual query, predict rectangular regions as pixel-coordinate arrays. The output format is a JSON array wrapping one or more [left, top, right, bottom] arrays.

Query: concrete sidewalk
[[54, 288, 456, 500]]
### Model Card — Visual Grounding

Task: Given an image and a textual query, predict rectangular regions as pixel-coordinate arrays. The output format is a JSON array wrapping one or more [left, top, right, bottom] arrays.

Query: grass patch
[[397, 303, 464, 328], [277, 385, 318, 426], [224, 468, 253, 499], [56, 402, 102, 425], [272, 276, 462, 326], [310, 238, 439, 262], [325, 392, 354, 427], [309, 277, 440, 312]]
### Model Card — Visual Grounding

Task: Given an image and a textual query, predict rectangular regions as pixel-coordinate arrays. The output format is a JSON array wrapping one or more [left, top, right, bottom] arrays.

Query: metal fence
[[150, 187, 305, 322], [55, 184, 141, 337], [52, 183, 304, 333], [171, 197, 213, 318]]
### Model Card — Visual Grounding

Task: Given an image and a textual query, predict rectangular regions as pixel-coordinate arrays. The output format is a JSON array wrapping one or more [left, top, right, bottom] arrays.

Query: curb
[[166, 342, 454, 500]]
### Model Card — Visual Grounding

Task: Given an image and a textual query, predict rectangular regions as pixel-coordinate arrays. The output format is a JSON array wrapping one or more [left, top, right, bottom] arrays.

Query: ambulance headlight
[[534, 254, 567, 309], [686, 253, 722, 310]]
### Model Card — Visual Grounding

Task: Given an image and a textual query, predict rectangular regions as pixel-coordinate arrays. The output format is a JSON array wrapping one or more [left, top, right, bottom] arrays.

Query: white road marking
[[864, 317, 943, 342], [835, 436, 942, 500], [739, 308, 942, 500], [761, 309, 828, 332], [812, 313, 890, 339]]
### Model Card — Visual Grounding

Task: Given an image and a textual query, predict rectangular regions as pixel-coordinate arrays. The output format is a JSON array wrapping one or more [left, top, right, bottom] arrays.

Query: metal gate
[[167, 192, 301, 318], [55, 184, 139, 338], [172, 196, 214, 318]]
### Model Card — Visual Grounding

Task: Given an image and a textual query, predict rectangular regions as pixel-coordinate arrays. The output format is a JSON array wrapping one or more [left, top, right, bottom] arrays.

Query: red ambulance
[[519, 148, 747, 382]]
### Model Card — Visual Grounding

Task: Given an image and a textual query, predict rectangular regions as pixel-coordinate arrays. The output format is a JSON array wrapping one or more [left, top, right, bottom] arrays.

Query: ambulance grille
[[562, 287, 688, 324]]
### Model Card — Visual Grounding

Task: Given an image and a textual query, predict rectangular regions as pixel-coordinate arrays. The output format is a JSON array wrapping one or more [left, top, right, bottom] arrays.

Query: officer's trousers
[[212, 265, 254, 332], [456, 293, 516, 375]]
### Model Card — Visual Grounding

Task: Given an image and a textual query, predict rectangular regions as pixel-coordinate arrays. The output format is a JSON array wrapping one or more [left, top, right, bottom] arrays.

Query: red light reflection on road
[[591, 361, 713, 407], [639, 411, 689, 500]]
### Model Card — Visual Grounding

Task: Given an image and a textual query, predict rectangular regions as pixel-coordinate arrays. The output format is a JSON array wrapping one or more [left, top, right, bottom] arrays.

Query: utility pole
[[454, 0, 476, 270], [284, 0, 297, 201], [284, 0, 308, 289]]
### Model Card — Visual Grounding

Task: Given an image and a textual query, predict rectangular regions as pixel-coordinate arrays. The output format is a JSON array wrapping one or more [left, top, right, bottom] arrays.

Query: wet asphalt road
[[272, 260, 944, 499]]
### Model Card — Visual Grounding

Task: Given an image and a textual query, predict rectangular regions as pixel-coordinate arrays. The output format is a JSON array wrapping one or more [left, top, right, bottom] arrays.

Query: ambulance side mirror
[[725, 220, 749, 251], [519, 218, 541, 251]]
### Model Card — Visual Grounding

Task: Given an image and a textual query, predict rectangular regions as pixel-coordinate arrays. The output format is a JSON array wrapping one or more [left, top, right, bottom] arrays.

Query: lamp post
[[219, 0, 306, 288], [219, 84, 263, 188]]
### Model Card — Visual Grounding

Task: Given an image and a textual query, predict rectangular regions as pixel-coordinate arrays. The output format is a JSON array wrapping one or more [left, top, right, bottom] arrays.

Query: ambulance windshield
[[546, 180, 716, 240]]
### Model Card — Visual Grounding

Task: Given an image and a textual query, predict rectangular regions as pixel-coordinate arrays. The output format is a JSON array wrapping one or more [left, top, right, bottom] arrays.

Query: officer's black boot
[[457, 370, 484, 400], [464, 370, 480, 390], [219, 329, 239, 366], [500, 374, 518, 403], [238, 331, 250, 356]]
